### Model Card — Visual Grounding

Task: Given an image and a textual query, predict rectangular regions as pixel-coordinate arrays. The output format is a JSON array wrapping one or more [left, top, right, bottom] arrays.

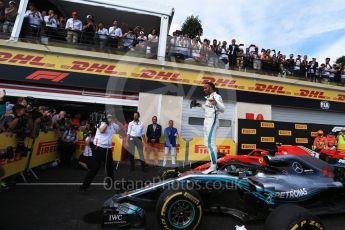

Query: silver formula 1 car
[[102, 154, 345, 230]]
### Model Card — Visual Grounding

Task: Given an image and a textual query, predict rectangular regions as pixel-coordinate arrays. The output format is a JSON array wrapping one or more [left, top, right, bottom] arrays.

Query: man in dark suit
[[228, 38, 239, 70], [146, 116, 162, 166], [307, 57, 319, 82]]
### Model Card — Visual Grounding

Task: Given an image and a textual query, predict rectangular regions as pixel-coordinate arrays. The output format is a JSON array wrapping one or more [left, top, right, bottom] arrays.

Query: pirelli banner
[[238, 119, 336, 154], [2, 47, 345, 107]]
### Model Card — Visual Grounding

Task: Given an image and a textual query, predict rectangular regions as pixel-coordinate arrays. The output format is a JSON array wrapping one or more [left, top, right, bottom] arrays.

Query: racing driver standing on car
[[194, 82, 225, 174]]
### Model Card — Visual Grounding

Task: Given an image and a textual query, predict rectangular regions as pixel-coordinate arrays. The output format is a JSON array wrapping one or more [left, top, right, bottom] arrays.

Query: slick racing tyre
[[264, 204, 325, 230], [156, 189, 203, 230], [161, 169, 179, 180]]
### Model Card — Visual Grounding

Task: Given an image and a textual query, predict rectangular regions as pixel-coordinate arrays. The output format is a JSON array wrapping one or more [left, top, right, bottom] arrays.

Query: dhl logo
[[241, 144, 256, 150], [241, 128, 256, 135], [299, 89, 326, 99], [279, 130, 292, 136], [296, 138, 308, 144], [261, 122, 275, 128], [0, 52, 46, 66], [194, 145, 230, 155], [295, 124, 307, 130], [195, 76, 238, 88], [261, 137, 275, 143], [36, 141, 58, 155], [337, 94, 345, 101], [255, 83, 286, 94]]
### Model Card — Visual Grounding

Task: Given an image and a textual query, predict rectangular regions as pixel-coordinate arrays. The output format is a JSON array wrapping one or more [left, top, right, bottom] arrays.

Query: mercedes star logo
[[292, 162, 304, 174]]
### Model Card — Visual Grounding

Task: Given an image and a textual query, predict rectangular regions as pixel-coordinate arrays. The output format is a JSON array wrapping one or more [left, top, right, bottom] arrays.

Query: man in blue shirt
[[163, 120, 178, 167]]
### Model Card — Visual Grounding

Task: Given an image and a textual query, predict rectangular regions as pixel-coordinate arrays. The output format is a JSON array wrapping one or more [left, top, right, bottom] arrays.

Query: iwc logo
[[320, 101, 330, 110]]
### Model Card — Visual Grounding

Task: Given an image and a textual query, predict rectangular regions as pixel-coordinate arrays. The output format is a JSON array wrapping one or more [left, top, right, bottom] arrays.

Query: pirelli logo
[[310, 132, 318, 137], [261, 137, 275, 143], [295, 124, 307, 130], [296, 138, 308, 144], [241, 144, 256, 150], [260, 122, 274, 128], [37, 141, 58, 155], [241, 128, 256, 135], [279, 130, 292, 136]]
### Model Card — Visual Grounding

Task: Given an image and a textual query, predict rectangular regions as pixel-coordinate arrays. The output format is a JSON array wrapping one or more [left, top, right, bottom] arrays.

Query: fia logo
[[320, 101, 330, 110]]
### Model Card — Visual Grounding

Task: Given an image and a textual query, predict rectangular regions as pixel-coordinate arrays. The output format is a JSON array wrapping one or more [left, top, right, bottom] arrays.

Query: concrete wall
[[138, 93, 183, 134]]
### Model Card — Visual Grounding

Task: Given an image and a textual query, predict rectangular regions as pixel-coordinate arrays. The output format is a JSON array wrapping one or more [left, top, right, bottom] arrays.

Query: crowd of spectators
[[168, 33, 345, 84], [1, 1, 344, 84], [15, 2, 160, 56]]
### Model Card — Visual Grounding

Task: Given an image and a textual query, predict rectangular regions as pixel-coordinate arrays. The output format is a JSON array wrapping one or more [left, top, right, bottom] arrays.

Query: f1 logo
[[26, 70, 69, 82]]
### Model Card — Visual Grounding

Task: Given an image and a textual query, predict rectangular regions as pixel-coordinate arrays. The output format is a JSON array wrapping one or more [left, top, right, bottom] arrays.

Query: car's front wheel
[[264, 204, 325, 230], [156, 189, 203, 230]]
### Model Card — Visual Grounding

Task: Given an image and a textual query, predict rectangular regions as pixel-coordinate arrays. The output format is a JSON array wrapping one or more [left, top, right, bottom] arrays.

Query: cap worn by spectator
[[9, 1, 16, 5], [86, 15, 92, 19], [140, 31, 145, 35]]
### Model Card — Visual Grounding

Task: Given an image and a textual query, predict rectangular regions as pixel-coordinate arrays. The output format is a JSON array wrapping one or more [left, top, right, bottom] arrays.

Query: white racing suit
[[202, 92, 225, 173]]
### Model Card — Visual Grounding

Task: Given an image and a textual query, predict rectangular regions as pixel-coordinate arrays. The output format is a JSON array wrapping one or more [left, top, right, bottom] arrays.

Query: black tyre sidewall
[[264, 204, 325, 230], [156, 189, 203, 230]]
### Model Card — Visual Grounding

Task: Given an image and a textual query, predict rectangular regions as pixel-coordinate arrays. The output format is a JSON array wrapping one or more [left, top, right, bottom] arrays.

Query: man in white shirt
[[44, 10, 59, 38], [97, 22, 108, 49], [108, 20, 122, 48], [65, 11, 82, 44], [24, 3, 42, 37], [81, 114, 119, 192], [127, 111, 146, 171]]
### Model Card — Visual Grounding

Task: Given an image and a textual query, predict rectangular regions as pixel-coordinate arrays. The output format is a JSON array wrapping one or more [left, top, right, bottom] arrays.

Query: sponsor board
[[1, 48, 345, 103], [260, 137, 275, 143], [261, 122, 275, 128], [241, 128, 257, 135], [296, 138, 309, 144], [279, 130, 292, 136], [295, 124, 308, 130], [311, 132, 318, 137], [188, 138, 236, 161], [241, 144, 257, 150]]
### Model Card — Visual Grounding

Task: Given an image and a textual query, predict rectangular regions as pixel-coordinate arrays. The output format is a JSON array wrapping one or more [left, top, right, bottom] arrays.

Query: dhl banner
[[28, 132, 59, 169], [134, 137, 186, 161], [74, 132, 86, 158], [1, 48, 345, 103], [188, 138, 236, 161], [0, 133, 31, 180]]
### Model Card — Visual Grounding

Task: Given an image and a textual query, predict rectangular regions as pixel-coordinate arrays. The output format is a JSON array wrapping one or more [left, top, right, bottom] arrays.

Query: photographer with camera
[[80, 113, 119, 192]]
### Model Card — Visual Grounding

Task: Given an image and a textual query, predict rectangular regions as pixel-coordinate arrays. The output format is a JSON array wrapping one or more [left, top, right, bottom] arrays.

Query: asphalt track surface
[[0, 163, 345, 230]]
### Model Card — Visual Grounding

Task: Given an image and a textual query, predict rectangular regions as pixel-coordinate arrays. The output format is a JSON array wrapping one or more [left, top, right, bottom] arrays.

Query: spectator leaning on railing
[[3, 1, 17, 34], [108, 19, 122, 48], [96, 22, 108, 49], [24, 3, 43, 37], [44, 10, 59, 38], [81, 15, 96, 45], [65, 11, 82, 44]]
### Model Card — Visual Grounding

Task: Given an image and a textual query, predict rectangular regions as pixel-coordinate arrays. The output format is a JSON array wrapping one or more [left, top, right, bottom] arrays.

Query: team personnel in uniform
[[80, 114, 119, 192], [127, 112, 146, 171], [146, 116, 161, 166], [313, 130, 328, 152], [326, 132, 337, 150], [337, 129, 345, 151], [195, 82, 225, 174], [163, 120, 178, 167]]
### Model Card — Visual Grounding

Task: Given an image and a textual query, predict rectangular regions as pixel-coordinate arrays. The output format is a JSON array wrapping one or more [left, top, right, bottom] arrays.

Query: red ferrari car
[[193, 145, 311, 171], [319, 149, 345, 164]]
